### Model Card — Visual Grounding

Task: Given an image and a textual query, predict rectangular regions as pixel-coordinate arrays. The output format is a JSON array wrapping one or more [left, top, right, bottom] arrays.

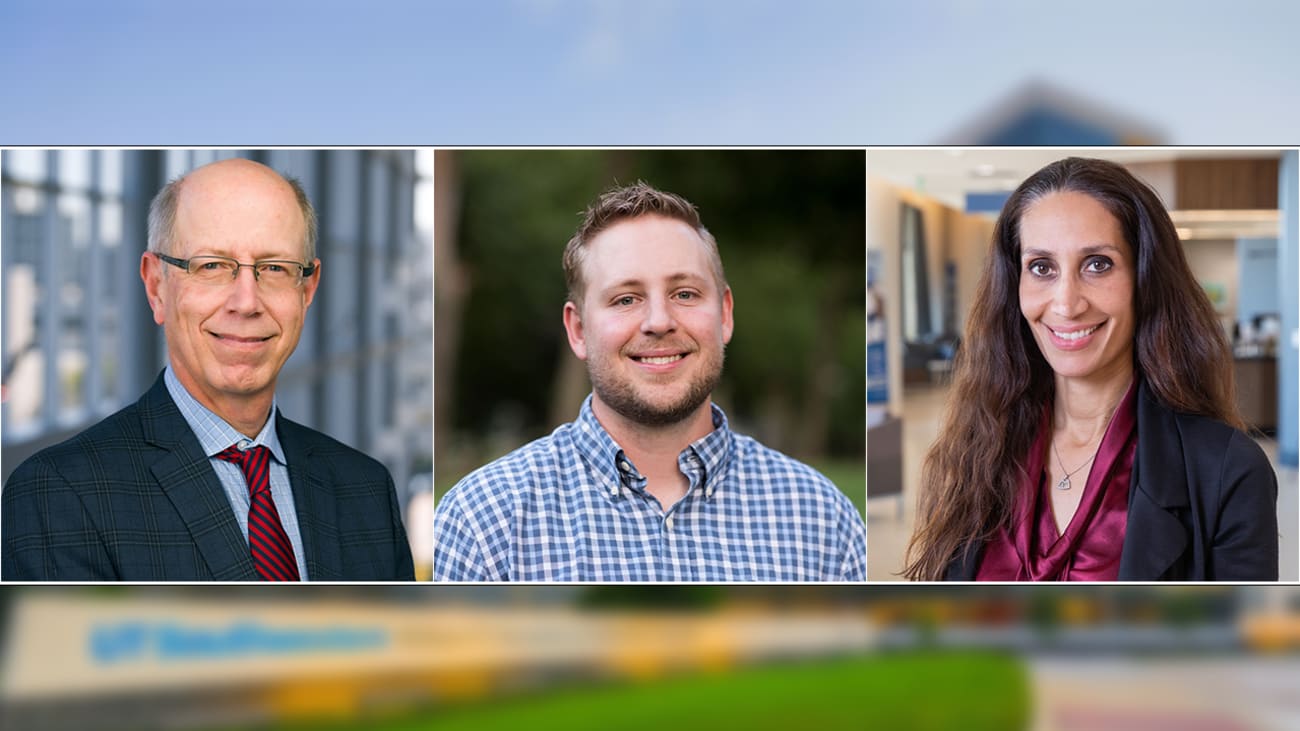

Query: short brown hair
[[563, 182, 727, 306]]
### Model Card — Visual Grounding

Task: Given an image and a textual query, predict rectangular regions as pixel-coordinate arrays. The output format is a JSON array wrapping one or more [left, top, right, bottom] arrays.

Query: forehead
[[582, 215, 716, 287], [1019, 191, 1129, 257], [174, 166, 306, 257]]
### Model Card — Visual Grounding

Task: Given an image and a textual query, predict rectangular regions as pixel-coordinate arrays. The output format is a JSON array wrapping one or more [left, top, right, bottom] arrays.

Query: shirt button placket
[[659, 511, 675, 578]]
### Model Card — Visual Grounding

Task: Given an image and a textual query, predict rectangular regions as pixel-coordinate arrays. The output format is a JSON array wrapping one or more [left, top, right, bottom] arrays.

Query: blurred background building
[[0, 149, 434, 576], [2, 584, 1298, 730], [866, 149, 1300, 582]]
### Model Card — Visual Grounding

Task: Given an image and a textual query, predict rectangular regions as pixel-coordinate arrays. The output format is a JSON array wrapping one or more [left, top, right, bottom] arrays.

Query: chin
[[1045, 359, 1108, 381], [212, 370, 273, 395]]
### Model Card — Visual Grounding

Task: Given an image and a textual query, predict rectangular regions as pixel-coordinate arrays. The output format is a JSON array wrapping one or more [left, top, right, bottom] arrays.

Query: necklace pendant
[[1056, 476, 1072, 491]]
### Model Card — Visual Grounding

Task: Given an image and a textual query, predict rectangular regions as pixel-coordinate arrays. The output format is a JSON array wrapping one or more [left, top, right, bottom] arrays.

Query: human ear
[[301, 258, 321, 307], [720, 287, 735, 344], [140, 252, 167, 325], [562, 300, 588, 361]]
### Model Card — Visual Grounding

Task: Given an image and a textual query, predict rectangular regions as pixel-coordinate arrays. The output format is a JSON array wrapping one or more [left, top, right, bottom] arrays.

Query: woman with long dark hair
[[904, 157, 1278, 581]]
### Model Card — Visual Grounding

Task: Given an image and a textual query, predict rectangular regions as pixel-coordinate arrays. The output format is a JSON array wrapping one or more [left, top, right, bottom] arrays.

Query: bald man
[[2, 159, 415, 581]]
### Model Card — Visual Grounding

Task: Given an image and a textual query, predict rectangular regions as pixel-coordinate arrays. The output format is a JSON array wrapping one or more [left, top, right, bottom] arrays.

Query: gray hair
[[146, 165, 318, 261]]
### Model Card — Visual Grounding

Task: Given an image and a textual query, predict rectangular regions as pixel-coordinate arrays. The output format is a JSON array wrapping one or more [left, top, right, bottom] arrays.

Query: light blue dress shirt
[[165, 368, 309, 579]]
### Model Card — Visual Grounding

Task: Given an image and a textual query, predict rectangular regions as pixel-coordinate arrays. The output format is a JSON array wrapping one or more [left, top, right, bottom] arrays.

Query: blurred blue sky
[[0, 0, 1297, 144]]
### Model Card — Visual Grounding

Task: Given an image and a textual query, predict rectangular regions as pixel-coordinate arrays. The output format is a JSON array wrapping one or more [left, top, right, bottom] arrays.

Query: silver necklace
[[1051, 391, 1126, 491], [1051, 439, 1096, 491]]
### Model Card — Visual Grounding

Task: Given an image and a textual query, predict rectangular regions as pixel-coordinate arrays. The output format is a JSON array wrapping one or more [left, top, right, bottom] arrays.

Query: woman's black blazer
[[946, 381, 1279, 581]]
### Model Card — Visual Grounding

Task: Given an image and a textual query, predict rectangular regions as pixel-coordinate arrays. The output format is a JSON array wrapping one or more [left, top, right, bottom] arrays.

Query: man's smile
[[209, 331, 276, 351], [631, 353, 686, 365]]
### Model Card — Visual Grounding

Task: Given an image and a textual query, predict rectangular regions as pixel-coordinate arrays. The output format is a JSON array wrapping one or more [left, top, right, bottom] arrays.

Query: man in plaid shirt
[[434, 182, 866, 582]]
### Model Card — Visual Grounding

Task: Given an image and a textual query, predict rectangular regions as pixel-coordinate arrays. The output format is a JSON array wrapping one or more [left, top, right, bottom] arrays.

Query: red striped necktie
[[216, 444, 301, 581]]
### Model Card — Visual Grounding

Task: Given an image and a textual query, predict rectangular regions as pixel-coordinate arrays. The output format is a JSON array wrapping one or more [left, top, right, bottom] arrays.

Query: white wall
[[1181, 238, 1238, 327], [1236, 237, 1280, 330], [944, 208, 995, 336]]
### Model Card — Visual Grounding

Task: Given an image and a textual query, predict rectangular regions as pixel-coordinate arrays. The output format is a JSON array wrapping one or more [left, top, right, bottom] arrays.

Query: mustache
[[620, 339, 697, 356]]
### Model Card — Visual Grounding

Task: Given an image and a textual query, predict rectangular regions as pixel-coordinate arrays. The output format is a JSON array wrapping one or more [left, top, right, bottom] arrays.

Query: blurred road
[[1031, 657, 1300, 730]]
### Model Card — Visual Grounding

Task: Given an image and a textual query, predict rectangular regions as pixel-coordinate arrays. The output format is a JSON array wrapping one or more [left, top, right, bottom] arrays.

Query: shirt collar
[[571, 393, 735, 499], [164, 367, 286, 464], [688, 405, 734, 497]]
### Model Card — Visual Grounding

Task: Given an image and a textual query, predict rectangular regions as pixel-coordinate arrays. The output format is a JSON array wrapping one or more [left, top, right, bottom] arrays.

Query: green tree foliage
[[447, 150, 863, 468]]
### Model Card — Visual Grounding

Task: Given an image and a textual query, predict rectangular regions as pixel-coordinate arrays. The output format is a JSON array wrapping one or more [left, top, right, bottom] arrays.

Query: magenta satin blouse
[[976, 380, 1139, 581]]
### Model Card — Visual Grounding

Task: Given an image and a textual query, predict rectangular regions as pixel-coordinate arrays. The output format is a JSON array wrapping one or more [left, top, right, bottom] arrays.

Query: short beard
[[588, 351, 724, 428]]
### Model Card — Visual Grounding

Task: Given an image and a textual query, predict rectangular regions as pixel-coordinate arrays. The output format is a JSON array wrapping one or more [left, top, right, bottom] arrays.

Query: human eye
[[256, 261, 292, 277], [613, 294, 638, 307], [1083, 256, 1113, 274], [195, 258, 229, 272], [190, 257, 235, 279], [256, 260, 301, 283], [1025, 259, 1055, 278], [673, 289, 700, 302]]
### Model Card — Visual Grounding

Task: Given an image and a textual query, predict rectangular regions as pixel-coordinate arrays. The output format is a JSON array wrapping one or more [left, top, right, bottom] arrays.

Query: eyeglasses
[[155, 253, 316, 289]]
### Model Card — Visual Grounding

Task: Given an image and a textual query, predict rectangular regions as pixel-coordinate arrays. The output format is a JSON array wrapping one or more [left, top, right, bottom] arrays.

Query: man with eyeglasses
[[2, 159, 415, 581]]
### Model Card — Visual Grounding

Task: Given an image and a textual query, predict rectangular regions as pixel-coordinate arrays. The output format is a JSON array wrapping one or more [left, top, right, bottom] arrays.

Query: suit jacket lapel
[[278, 415, 342, 580], [1119, 382, 1190, 580], [139, 375, 259, 580]]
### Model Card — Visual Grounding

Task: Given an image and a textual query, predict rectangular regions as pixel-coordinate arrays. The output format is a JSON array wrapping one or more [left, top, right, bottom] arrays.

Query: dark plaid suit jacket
[[2, 374, 416, 581]]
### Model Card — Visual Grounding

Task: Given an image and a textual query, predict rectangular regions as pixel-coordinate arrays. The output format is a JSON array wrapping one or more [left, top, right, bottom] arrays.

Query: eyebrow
[[183, 244, 305, 261], [598, 272, 709, 294], [1021, 244, 1123, 260]]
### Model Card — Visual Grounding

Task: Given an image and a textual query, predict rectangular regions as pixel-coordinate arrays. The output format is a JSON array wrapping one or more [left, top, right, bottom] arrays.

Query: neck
[[590, 396, 715, 503], [218, 400, 275, 439], [172, 368, 274, 439], [1052, 363, 1133, 446]]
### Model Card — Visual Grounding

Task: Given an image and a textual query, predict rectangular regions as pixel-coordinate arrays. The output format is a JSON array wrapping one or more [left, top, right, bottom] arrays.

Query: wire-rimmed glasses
[[155, 253, 316, 289]]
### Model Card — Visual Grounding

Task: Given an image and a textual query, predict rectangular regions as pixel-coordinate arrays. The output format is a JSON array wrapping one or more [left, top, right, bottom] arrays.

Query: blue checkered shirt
[[164, 368, 310, 579], [434, 395, 866, 581]]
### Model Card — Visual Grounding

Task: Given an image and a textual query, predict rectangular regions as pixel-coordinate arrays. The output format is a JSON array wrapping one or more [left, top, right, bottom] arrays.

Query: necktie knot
[[216, 445, 273, 497]]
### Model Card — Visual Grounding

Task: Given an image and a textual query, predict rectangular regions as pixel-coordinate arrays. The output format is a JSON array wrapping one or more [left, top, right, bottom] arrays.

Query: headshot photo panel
[[432, 149, 867, 582], [1, 149, 433, 581], [867, 148, 1299, 583]]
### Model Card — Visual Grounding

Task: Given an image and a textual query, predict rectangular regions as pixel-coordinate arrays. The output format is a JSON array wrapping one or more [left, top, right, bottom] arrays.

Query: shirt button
[[665, 516, 674, 531], [238, 439, 253, 450], [618, 460, 632, 472]]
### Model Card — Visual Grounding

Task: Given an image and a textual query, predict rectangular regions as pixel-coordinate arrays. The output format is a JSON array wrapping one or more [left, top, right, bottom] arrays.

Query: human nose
[[641, 293, 677, 335], [224, 265, 263, 313], [1049, 273, 1088, 319]]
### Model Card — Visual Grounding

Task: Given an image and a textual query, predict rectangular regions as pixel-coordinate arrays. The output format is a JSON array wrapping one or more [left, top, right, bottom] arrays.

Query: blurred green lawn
[[257, 652, 1026, 731], [812, 458, 866, 517]]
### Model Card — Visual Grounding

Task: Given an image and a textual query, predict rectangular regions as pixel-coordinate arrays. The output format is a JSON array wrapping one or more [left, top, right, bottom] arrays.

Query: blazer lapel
[[278, 415, 343, 580], [1119, 382, 1190, 580], [945, 542, 982, 580], [139, 375, 259, 580]]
